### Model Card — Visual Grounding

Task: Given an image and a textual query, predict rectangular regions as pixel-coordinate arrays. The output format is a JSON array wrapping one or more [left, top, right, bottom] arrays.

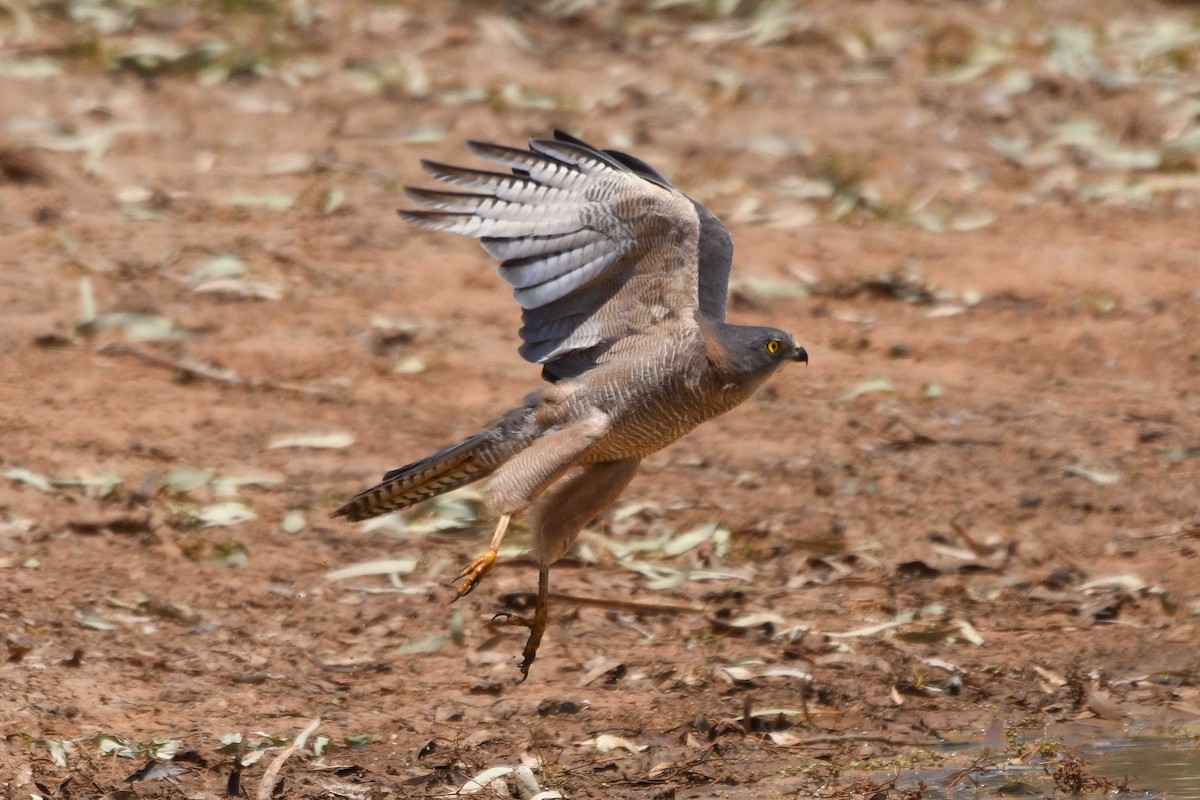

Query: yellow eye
[[766, 339, 781, 355]]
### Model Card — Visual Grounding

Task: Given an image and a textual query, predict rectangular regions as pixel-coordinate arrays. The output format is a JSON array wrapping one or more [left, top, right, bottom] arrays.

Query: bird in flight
[[334, 131, 807, 678]]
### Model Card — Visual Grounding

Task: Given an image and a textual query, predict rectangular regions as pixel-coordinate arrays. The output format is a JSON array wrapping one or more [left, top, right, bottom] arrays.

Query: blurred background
[[2, 1, 1199, 797]]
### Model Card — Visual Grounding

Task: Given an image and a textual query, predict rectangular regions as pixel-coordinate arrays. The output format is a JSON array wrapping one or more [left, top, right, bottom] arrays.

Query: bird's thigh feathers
[[482, 410, 611, 517], [529, 458, 640, 565]]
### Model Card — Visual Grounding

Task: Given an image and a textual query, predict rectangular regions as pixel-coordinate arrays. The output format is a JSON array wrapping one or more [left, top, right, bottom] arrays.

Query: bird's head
[[703, 322, 808, 385]]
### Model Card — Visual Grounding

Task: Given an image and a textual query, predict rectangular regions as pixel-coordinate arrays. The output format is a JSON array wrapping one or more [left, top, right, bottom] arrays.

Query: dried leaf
[[591, 734, 648, 754], [320, 187, 345, 214], [79, 610, 116, 630], [162, 468, 214, 494], [268, 432, 355, 450], [499, 82, 562, 110], [4, 467, 52, 492], [1077, 574, 1146, 593], [767, 731, 803, 746], [33, 738, 73, 767], [662, 522, 723, 556], [190, 254, 245, 285], [211, 472, 284, 497], [325, 557, 417, 581], [0, 57, 63, 78], [458, 766, 513, 793], [193, 277, 282, 301], [842, 377, 894, 400], [196, 502, 256, 527], [225, 192, 295, 212], [280, 511, 305, 534], [264, 154, 312, 175], [396, 634, 451, 655], [393, 356, 426, 374], [949, 210, 996, 231], [81, 312, 190, 342], [1064, 465, 1119, 485]]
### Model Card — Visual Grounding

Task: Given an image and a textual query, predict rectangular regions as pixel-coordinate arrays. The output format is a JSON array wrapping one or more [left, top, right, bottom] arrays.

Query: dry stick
[[772, 733, 928, 747], [544, 592, 705, 616], [99, 343, 327, 397], [226, 735, 247, 797]]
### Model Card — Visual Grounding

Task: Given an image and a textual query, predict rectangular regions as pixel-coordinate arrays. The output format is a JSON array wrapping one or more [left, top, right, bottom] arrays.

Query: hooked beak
[[792, 345, 809, 364]]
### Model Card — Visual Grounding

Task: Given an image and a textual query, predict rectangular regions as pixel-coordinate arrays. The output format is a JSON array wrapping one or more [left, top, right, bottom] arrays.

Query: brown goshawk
[[335, 131, 807, 678]]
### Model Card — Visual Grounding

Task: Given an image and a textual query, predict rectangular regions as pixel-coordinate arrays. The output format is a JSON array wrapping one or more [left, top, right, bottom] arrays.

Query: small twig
[[226, 735, 246, 797], [312, 156, 398, 184], [882, 415, 1002, 450], [99, 343, 329, 397], [544, 592, 706, 616], [309, 653, 387, 673], [950, 515, 991, 558], [770, 733, 929, 747]]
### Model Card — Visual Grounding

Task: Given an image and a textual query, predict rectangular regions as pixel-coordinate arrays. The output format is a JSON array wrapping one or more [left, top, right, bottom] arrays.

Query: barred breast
[[576, 334, 762, 462]]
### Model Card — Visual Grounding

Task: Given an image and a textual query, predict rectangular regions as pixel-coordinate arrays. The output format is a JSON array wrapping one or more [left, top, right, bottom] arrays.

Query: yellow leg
[[450, 515, 510, 601], [493, 565, 549, 680]]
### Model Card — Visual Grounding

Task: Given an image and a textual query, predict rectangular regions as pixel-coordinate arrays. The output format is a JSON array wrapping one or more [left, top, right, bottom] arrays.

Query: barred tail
[[332, 433, 495, 521]]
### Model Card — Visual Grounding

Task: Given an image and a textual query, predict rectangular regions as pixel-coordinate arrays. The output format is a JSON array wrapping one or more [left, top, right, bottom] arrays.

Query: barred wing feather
[[399, 133, 717, 381]]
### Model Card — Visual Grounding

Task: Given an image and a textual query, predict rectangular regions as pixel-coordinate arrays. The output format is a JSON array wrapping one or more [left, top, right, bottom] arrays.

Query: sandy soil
[[2, 1, 1199, 797]]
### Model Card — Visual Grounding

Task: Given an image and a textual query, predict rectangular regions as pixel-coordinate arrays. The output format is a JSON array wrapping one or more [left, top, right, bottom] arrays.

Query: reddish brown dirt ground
[[2, 1, 1199, 798]]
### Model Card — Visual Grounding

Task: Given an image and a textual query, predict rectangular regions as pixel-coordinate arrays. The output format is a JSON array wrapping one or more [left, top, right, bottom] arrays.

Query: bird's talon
[[450, 548, 497, 600]]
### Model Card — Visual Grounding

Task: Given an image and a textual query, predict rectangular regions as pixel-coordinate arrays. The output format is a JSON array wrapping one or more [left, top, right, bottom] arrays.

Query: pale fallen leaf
[[826, 619, 907, 638], [162, 468, 214, 493], [193, 277, 282, 301], [190, 254, 245, 285], [1077, 574, 1147, 593], [661, 522, 723, 557], [949, 210, 996, 231], [393, 357, 426, 375], [841, 377, 894, 400], [3, 467, 52, 492], [211, 472, 284, 497], [264, 154, 312, 175], [281, 511, 306, 534], [225, 192, 295, 212], [0, 58, 62, 79], [716, 666, 755, 684], [196, 502, 256, 527], [458, 766, 513, 794], [591, 734, 648, 754], [767, 731, 803, 746], [268, 432, 355, 450], [729, 612, 787, 628], [396, 634, 451, 655], [325, 557, 418, 581], [1064, 465, 1119, 485], [954, 618, 985, 646]]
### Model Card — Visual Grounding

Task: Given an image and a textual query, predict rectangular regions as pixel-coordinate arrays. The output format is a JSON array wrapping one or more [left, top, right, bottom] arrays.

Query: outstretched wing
[[400, 132, 731, 381]]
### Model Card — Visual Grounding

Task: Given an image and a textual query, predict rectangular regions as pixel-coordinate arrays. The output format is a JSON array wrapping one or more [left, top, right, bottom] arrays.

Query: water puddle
[[1079, 736, 1200, 798]]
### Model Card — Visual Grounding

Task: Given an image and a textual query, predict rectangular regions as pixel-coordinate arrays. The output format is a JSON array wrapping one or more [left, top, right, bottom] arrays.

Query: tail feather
[[333, 434, 493, 521]]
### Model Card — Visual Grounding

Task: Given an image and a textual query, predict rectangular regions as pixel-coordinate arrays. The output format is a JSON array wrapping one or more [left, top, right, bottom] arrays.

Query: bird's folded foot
[[450, 549, 496, 600], [492, 565, 550, 680]]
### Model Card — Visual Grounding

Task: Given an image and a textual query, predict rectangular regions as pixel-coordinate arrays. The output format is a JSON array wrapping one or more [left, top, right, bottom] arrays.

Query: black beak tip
[[793, 346, 809, 365]]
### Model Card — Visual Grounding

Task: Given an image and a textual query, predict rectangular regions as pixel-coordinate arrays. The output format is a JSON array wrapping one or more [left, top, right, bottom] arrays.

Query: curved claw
[[449, 549, 497, 601]]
